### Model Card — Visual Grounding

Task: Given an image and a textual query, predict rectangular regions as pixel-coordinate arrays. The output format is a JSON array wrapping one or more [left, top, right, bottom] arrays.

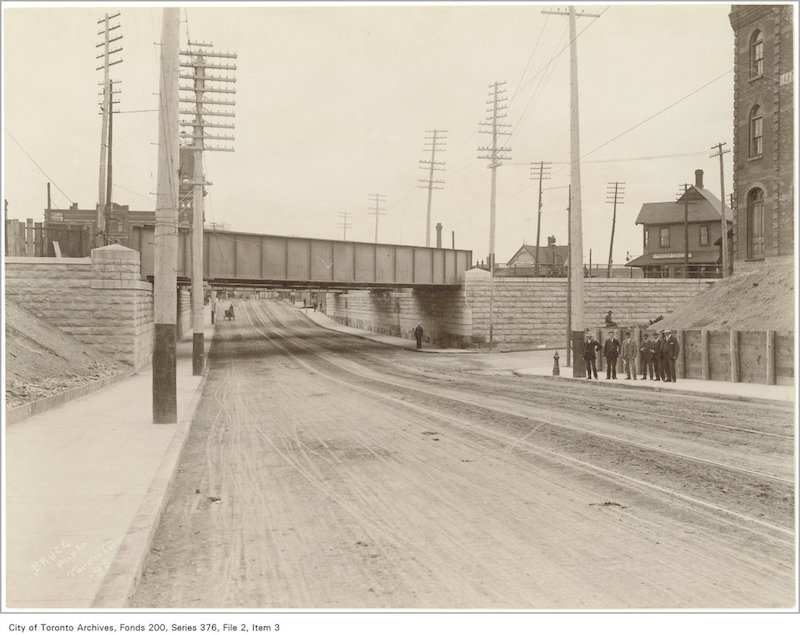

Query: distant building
[[729, 4, 794, 265], [505, 236, 568, 276], [44, 202, 156, 256], [626, 169, 733, 278]]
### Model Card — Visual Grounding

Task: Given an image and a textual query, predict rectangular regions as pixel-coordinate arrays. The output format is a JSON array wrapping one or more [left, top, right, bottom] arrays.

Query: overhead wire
[[4, 128, 75, 206]]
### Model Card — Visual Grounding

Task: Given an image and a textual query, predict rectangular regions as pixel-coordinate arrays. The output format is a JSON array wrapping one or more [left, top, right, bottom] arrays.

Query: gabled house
[[626, 169, 733, 278], [506, 236, 569, 276]]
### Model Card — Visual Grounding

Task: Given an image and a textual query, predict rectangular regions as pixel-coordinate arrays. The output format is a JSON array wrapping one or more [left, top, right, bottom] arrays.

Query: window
[[644, 228, 649, 249], [659, 227, 670, 248], [747, 188, 765, 258], [699, 225, 709, 246], [750, 105, 763, 157], [750, 30, 764, 77]]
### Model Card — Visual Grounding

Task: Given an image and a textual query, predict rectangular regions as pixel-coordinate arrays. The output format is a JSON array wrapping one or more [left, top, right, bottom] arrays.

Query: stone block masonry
[[464, 272, 713, 350], [5, 245, 154, 370], [322, 269, 712, 352]]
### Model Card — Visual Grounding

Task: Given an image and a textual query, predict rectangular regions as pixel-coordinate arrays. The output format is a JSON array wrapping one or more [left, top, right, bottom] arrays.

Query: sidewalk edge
[[5, 369, 137, 426], [517, 372, 794, 406], [91, 341, 214, 608]]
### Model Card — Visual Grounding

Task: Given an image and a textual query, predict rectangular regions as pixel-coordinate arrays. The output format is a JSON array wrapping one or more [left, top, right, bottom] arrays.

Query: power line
[[552, 67, 734, 175], [4, 129, 74, 205]]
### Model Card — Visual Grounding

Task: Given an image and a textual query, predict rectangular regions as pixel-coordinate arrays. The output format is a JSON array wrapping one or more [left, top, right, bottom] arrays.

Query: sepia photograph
[[2, 0, 797, 630]]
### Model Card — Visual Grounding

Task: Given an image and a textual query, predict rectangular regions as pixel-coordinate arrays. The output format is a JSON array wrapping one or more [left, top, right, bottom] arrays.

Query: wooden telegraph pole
[[179, 41, 237, 375], [711, 142, 731, 277], [418, 130, 447, 247], [606, 181, 625, 278], [678, 183, 691, 278], [542, 5, 600, 376], [531, 161, 551, 276], [478, 81, 512, 349], [96, 12, 122, 246], [153, 8, 180, 423], [368, 194, 387, 243]]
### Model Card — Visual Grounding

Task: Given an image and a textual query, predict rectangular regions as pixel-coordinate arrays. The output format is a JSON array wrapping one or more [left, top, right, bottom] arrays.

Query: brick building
[[729, 4, 794, 265]]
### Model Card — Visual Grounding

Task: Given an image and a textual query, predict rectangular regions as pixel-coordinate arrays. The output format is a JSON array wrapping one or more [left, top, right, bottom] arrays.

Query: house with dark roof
[[505, 236, 569, 276], [626, 169, 733, 278]]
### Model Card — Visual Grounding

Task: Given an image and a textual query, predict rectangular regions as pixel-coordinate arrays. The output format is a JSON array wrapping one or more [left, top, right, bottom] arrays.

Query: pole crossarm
[[179, 61, 237, 71], [179, 108, 235, 118], [541, 8, 601, 17]]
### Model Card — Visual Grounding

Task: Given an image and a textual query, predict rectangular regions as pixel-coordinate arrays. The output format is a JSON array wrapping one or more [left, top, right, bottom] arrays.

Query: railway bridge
[[132, 227, 472, 289]]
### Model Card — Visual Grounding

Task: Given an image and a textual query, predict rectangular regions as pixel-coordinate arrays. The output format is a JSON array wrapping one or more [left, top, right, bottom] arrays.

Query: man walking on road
[[663, 329, 680, 382], [621, 331, 638, 380], [414, 323, 424, 350], [583, 331, 601, 379], [603, 330, 621, 379]]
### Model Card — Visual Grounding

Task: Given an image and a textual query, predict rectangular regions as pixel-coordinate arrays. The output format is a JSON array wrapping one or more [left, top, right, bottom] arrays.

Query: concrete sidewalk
[[301, 306, 796, 405], [4, 316, 214, 609]]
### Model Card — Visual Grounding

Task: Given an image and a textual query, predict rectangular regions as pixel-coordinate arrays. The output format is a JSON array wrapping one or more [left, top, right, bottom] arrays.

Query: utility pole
[[418, 130, 447, 247], [96, 12, 122, 246], [179, 41, 237, 376], [153, 7, 180, 423], [530, 161, 551, 276], [678, 183, 691, 278], [368, 194, 387, 243], [605, 181, 625, 278], [710, 141, 731, 278], [566, 184, 571, 367], [478, 80, 512, 349], [542, 5, 600, 376], [337, 211, 352, 240]]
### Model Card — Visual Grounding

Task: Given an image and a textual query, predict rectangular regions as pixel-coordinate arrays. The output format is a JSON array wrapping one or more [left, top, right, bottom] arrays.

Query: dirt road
[[130, 299, 795, 609]]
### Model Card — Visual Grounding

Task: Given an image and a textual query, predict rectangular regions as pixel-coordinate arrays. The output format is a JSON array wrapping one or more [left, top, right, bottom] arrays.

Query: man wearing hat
[[603, 330, 621, 379], [621, 331, 638, 380], [640, 332, 655, 380], [663, 329, 680, 382], [652, 330, 665, 381]]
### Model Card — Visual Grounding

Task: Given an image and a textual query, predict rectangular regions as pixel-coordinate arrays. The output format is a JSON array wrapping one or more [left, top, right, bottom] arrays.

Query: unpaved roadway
[[131, 299, 795, 609]]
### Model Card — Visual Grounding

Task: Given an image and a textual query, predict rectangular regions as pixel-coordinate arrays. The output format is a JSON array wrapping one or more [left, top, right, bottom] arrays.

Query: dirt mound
[[4, 301, 126, 409], [658, 260, 795, 332]]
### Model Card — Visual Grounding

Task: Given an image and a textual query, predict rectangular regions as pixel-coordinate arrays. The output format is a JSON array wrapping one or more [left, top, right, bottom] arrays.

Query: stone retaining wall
[[323, 271, 712, 351], [463, 270, 714, 349], [5, 245, 154, 370], [325, 286, 471, 348]]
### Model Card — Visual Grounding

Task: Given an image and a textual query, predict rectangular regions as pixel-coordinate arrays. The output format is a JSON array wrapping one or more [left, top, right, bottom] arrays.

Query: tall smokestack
[[695, 169, 704, 189], [435, 222, 442, 248]]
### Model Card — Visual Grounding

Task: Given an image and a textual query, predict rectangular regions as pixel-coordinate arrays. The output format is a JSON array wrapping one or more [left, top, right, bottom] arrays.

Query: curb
[[5, 369, 137, 426], [91, 334, 215, 608], [298, 308, 475, 354], [516, 372, 794, 406]]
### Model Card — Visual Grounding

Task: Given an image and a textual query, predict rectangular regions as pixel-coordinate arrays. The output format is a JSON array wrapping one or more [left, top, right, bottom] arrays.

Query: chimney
[[435, 223, 442, 248], [547, 235, 556, 247], [695, 169, 704, 189]]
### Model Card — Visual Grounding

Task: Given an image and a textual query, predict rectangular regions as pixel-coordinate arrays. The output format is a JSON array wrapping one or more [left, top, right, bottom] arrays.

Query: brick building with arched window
[[729, 4, 794, 267]]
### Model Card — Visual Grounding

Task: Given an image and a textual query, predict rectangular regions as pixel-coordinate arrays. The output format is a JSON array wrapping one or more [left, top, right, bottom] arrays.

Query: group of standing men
[[583, 329, 680, 382]]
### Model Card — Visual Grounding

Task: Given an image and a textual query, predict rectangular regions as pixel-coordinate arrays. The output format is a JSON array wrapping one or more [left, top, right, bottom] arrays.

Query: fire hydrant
[[552, 350, 560, 376]]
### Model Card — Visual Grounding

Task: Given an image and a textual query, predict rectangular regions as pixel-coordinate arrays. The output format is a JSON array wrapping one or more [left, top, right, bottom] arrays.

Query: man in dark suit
[[414, 323, 424, 350], [652, 330, 665, 381], [663, 329, 680, 382], [603, 330, 621, 379], [640, 332, 654, 380], [583, 331, 601, 379]]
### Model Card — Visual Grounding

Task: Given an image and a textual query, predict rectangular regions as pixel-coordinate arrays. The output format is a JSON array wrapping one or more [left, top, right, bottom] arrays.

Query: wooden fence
[[592, 327, 793, 386], [5, 219, 95, 257]]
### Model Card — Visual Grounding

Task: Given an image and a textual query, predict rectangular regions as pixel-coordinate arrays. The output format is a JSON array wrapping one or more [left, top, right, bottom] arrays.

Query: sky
[[2, 1, 739, 267]]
